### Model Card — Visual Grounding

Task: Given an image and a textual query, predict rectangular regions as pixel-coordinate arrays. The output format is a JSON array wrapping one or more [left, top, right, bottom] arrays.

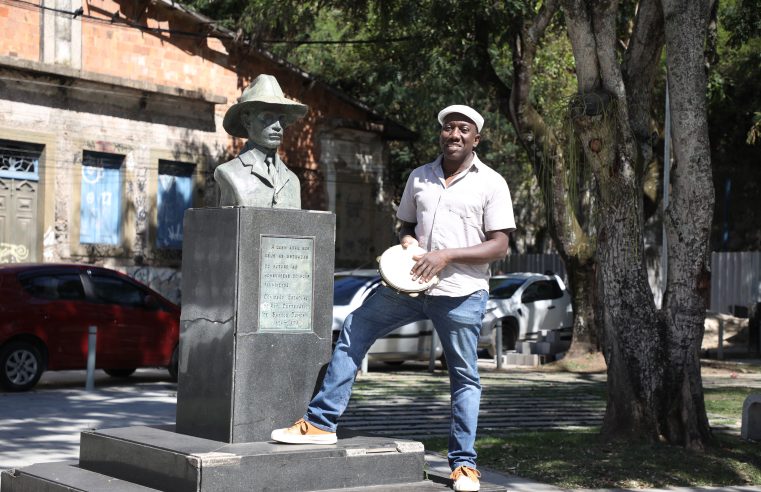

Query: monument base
[[1, 426, 507, 491]]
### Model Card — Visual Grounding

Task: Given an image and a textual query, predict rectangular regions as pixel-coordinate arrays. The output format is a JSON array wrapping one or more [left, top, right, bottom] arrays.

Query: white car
[[480, 273, 574, 356], [333, 270, 443, 364]]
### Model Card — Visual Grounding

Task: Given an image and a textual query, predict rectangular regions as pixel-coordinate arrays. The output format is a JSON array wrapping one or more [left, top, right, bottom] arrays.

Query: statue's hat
[[223, 74, 308, 138]]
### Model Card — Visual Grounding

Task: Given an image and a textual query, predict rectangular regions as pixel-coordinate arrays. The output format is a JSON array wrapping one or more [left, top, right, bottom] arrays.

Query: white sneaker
[[270, 418, 337, 444], [451, 465, 481, 492]]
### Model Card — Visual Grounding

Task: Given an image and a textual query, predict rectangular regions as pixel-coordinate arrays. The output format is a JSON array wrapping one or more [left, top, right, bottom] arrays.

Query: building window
[[0, 140, 41, 181], [157, 160, 194, 249], [80, 151, 122, 245]]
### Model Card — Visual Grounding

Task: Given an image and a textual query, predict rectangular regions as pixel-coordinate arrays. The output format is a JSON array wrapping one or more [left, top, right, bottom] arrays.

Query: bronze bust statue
[[215, 74, 308, 208]]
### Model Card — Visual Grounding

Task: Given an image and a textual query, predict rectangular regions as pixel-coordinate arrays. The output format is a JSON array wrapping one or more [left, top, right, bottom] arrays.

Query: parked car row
[[0, 264, 180, 391], [1, 262, 574, 391]]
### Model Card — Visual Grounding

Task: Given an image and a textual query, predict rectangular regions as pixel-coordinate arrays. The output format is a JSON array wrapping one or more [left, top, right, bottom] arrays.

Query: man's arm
[[410, 230, 510, 283], [398, 221, 418, 248]]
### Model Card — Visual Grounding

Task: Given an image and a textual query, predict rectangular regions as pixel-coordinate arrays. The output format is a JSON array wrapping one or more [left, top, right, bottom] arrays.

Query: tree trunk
[[570, 98, 667, 440], [561, 0, 713, 447], [659, 0, 714, 449], [565, 257, 599, 355]]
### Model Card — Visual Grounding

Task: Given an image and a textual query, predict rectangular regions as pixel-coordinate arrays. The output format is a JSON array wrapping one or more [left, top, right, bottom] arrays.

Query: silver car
[[332, 270, 442, 364], [480, 273, 574, 356]]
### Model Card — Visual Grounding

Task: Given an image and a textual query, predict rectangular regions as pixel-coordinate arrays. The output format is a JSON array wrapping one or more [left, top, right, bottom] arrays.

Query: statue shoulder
[[283, 165, 300, 181], [214, 158, 241, 180]]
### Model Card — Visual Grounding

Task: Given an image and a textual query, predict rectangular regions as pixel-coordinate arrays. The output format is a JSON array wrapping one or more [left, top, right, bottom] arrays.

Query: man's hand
[[400, 235, 419, 249], [411, 249, 450, 283]]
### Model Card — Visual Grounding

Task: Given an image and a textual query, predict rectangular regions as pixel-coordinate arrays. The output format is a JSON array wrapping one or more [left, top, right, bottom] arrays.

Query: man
[[272, 105, 515, 492], [215, 74, 307, 209]]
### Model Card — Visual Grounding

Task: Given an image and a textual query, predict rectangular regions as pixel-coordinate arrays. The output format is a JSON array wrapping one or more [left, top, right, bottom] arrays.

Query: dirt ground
[[703, 312, 750, 350], [535, 312, 759, 376]]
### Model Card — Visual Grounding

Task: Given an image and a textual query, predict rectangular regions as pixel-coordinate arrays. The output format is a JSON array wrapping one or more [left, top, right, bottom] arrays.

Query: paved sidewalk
[[1, 364, 760, 492]]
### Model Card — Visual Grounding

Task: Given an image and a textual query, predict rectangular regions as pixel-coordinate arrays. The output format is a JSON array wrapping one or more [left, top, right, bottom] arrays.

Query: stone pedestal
[[175, 207, 335, 443]]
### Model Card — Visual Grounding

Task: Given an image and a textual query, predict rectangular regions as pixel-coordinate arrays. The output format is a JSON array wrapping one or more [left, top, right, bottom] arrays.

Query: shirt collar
[[430, 152, 483, 177], [240, 141, 278, 166]]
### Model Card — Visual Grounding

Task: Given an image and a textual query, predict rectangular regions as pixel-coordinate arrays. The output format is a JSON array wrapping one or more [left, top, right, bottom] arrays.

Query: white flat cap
[[438, 105, 484, 132]]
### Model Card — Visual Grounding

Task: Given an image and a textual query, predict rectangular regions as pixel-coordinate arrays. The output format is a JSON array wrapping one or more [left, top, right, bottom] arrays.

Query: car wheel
[[0, 341, 44, 392], [104, 368, 136, 378], [488, 318, 519, 357], [167, 346, 179, 382]]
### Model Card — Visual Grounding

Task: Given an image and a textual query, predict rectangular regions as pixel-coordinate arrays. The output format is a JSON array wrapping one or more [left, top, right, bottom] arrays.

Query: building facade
[[0, 0, 407, 301]]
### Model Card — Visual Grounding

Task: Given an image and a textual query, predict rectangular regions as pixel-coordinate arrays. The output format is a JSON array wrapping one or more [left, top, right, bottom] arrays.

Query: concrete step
[[502, 352, 543, 366], [0, 461, 509, 492], [1, 461, 160, 492], [516, 340, 569, 356], [544, 329, 572, 344], [78, 426, 426, 492]]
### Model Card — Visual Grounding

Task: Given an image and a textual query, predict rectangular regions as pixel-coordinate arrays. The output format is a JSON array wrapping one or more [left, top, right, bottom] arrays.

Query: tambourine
[[377, 244, 439, 296]]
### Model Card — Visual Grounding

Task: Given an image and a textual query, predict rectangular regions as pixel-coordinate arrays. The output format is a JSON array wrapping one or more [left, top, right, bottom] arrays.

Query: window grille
[[0, 140, 43, 181]]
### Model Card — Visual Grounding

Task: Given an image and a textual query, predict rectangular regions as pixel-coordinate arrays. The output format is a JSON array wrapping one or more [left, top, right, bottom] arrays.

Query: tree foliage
[[186, 0, 583, 254], [708, 0, 761, 250]]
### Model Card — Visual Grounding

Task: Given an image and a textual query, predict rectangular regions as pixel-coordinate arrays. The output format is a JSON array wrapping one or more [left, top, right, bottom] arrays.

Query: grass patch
[[704, 386, 759, 419], [422, 429, 761, 489]]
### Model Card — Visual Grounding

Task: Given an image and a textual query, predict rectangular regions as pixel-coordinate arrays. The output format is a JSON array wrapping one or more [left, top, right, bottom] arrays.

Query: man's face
[[439, 113, 480, 161], [242, 109, 292, 149]]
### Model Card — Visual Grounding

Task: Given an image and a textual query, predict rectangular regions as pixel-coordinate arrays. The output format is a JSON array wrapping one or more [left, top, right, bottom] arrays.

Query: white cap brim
[[437, 105, 484, 132]]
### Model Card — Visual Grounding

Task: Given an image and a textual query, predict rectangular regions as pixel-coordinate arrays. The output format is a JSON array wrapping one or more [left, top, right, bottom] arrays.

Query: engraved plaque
[[259, 235, 314, 332]]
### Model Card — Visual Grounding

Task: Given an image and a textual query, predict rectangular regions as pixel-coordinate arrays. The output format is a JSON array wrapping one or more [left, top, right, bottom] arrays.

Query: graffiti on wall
[[0, 243, 29, 263]]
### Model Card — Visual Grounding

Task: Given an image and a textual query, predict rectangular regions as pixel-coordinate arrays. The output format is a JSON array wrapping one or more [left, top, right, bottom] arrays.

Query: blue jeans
[[305, 286, 488, 469]]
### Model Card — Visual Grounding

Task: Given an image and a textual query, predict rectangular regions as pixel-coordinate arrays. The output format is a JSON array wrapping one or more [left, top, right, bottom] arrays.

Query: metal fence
[[493, 254, 567, 281], [494, 251, 761, 316], [710, 251, 761, 315]]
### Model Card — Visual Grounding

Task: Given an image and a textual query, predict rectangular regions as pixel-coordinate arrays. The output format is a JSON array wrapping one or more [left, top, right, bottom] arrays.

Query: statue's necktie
[[265, 155, 278, 204], [265, 155, 275, 181]]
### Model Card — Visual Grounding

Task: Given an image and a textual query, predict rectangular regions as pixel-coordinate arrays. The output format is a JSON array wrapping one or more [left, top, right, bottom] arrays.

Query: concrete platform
[[76, 425, 427, 491], [1, 424, 509, 492]]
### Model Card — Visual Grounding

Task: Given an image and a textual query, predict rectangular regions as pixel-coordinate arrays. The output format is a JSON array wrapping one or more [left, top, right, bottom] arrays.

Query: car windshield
[[489, 277, 527, 299], [334, 275, 376, 305]]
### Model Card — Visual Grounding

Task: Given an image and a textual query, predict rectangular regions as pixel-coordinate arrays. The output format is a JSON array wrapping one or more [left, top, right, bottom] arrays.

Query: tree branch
[[592, 0, 624, 99], [503, 4, 593, 261], [623, 0, 665, 172], [528, 0, 560, 44], [561, 0, 601, 92], [588, 0, 639, 175]]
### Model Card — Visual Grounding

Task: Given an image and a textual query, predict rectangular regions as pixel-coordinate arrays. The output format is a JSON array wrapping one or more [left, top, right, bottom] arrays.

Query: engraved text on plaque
[[259, 235, 314, 332]]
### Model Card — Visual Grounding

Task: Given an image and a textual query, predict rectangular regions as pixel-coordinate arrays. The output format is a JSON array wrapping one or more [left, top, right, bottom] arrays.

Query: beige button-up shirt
[[396, 153, 515, 297]]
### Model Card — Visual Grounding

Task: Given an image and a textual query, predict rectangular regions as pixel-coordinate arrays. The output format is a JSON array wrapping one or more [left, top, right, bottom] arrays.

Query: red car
[[0, 264, 180, 391]]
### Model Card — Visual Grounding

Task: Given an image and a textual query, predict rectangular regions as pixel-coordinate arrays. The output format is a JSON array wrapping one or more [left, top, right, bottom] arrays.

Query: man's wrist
[[400, 234, 417, 247]]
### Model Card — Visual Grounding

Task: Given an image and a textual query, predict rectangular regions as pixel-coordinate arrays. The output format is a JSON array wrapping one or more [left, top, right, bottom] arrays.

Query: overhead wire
[[2, 0, 419, 46]]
